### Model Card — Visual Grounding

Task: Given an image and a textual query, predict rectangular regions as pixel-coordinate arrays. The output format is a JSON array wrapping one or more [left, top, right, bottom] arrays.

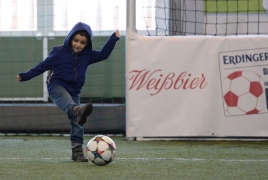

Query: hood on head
[[64, 22, 93, 52]]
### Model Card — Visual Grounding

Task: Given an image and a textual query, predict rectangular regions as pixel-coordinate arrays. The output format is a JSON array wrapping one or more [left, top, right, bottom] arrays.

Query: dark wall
[[0, 36, 125, 99]]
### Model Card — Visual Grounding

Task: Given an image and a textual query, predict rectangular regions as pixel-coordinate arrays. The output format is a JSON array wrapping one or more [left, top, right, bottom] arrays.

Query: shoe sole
[[78, 103, 93, 125]]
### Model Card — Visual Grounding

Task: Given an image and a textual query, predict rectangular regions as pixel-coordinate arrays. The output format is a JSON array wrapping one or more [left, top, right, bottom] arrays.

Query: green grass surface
[[0, 135, 268, 180]]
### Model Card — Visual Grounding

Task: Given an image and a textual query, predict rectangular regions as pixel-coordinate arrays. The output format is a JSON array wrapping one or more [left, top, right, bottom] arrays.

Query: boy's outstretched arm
[[17, 61, 51, 82], [16, 48, 57, 82], [90, 30, 120, 64]]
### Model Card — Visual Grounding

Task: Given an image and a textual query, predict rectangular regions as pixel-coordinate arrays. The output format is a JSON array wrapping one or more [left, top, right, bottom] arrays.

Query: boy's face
[[71, 34, 88, 53]]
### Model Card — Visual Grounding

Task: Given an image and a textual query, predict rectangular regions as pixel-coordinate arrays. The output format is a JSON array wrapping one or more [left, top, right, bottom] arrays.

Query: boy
[[17, 22, 120, 162]]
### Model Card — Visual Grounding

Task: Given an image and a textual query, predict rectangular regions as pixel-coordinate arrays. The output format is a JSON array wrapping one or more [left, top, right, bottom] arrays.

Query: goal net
[[136, 0, 268, 36]]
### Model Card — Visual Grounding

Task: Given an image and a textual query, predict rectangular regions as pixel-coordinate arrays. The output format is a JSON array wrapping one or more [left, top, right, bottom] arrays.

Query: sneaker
[[73, 103, 93, 125], [71, 146, 88, 162]]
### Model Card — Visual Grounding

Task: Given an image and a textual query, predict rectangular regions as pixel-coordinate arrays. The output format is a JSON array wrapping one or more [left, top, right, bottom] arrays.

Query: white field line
[[0, 157, 268, 162]]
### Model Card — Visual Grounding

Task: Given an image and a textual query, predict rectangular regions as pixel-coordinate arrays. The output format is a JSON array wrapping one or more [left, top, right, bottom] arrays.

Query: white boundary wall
[[126, 30, 268, 139]]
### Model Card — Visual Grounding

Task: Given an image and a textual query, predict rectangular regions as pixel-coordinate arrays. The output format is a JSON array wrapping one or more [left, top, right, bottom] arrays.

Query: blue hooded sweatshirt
[[19, 22, 120, 97]]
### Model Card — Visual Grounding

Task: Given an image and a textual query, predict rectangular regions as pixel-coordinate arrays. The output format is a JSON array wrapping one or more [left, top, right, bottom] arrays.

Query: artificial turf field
[[0, 135, 268, 180]]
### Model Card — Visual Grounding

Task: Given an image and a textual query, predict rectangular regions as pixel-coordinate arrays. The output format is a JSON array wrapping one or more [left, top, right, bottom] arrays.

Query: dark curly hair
[[70, 30, 89, 46], [73, 30, 89, 40]]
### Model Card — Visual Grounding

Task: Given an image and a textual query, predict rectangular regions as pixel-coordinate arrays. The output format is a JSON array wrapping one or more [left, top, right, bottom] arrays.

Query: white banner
[[126, 31, 268, 138]]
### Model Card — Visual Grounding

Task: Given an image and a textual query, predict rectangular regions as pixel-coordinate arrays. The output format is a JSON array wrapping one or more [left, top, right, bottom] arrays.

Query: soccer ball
[[222, 70, 265, 116], [86, 135, 117, 166]]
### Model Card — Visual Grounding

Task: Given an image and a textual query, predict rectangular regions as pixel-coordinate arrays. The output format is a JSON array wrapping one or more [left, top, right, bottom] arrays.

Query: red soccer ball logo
[[222, 70, 264, 115]]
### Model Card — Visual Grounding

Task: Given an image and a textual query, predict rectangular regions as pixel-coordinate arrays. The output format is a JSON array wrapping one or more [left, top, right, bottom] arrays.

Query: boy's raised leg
[[73, 103, 93, 125]]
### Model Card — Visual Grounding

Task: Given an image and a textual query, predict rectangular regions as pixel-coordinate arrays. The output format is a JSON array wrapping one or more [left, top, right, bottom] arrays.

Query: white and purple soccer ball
[[86, 135, 117, 166]]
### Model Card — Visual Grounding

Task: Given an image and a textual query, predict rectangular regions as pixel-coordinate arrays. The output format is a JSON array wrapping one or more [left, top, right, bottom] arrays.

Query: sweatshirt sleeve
[[19, 48, 57, 81], [89, 32, 120, 64]]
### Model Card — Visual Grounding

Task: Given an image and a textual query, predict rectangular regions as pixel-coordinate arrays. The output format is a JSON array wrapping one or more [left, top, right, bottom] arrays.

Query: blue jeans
[[49, 85, 84, 148]]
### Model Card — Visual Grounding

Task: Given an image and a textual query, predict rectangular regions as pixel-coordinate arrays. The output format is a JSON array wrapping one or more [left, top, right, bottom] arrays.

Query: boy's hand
[[17, 75, 21, 82], [115, 30, 120, 38]]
